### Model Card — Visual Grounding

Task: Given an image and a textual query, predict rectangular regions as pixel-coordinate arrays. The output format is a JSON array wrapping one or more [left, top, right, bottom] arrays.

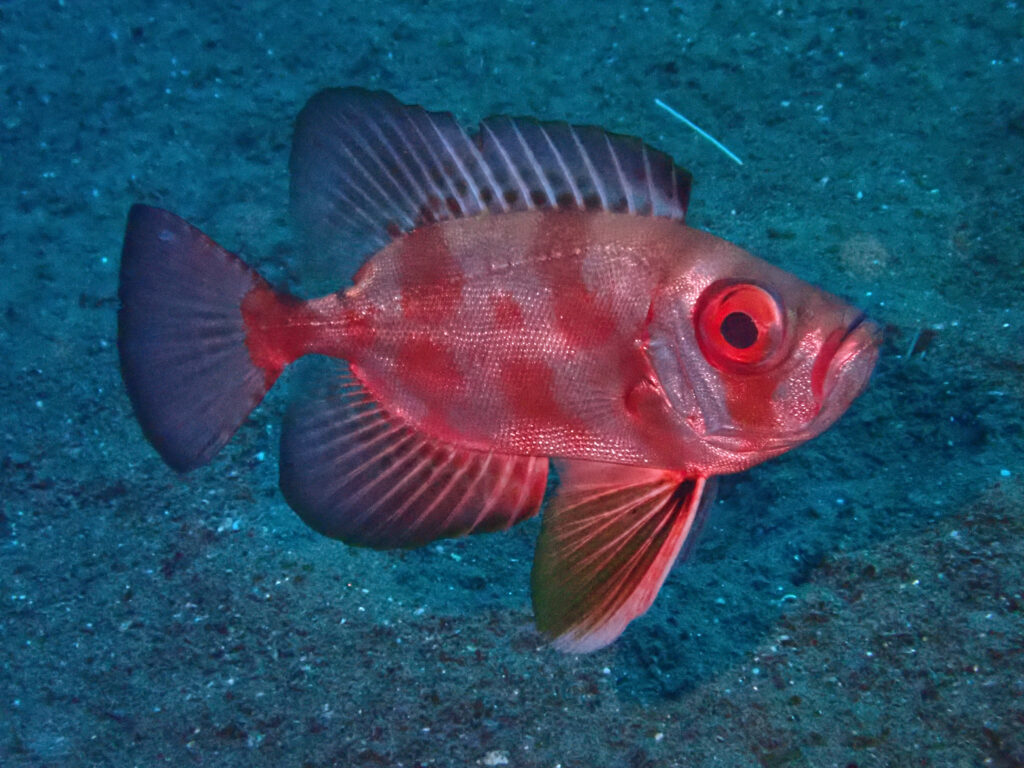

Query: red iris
[[695, 281, 786, 372]]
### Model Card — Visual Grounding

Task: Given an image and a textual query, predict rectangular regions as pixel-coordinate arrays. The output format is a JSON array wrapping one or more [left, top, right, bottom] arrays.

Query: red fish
[[118, 88, 880, 652]]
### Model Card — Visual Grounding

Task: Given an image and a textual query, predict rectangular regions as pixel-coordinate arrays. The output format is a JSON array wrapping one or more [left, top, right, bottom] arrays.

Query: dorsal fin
[[289, 88, 692, 275], [476, 115, 689, 217]]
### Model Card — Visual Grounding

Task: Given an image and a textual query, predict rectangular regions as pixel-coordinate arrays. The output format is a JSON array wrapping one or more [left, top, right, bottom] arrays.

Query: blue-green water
[[2, 1, 1022, 765]]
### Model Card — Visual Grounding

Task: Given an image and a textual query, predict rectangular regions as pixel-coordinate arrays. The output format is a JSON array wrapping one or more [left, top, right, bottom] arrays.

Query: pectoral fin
[[531, 460, 715, 653]]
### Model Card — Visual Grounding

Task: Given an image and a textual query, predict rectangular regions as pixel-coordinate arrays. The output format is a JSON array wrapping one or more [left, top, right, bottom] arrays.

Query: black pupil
[[720, 312, 758, 349]]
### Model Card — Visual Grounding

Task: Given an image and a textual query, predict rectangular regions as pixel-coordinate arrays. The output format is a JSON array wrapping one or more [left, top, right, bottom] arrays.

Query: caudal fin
[[118, 204, 284, 471]]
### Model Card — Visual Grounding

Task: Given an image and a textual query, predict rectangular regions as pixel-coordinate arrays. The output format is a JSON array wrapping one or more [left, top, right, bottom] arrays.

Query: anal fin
[[531, 460, 715, 653], [279, 367, 549, 548]]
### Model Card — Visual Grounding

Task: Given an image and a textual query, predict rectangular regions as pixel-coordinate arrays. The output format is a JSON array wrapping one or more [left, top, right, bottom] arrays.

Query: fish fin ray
[[279, 365, 549, 548], [531, 461, 714, 653], [118, 205, 280, 471], [420, 108, 492, 216], [604, 132, 633, 214], [476, 116, 691, 217], [288, 88, 693, 280], [537, 122, 585, 207]]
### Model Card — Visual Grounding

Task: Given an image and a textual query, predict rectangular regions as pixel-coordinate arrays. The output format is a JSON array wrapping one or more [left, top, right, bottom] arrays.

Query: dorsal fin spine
[[345, 111, 422, 226], [336, 113, 409, 225], [431, 113, 491, 215], [374, 109, 434, 220], [570, 127, 608, 209], [326, 139, 383, 233], [471, 131, 509, 214], [641, 146, 655, 215], [415, 113, 459, 214], [540, 126, 584, 208], [421, 111, 480, 216], [515, 123, 558, 207], [482, 121, 532, 210], [604, 133, 632, 214], [374, 119, 430, 228]]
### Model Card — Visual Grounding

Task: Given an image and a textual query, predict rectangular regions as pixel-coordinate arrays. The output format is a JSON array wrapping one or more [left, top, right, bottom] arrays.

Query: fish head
[[647, 228, 881, 474]]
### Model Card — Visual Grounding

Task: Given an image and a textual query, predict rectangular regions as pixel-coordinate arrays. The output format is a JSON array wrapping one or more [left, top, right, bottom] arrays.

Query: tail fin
[[118, 205, 285, 471]]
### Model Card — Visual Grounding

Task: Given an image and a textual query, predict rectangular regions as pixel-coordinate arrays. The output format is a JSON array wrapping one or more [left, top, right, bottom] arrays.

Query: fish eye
[[695, 281, 786, 372]]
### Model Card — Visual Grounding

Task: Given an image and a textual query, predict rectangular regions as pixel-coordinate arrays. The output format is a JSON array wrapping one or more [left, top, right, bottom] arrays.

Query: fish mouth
[[817, 312, 882, 412]]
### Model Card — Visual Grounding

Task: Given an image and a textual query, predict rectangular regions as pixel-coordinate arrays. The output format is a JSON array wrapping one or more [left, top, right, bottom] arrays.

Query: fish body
[[119, 89, 880, 652]]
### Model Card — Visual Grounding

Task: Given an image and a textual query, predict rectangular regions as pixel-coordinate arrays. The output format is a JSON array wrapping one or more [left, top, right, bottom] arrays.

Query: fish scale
[[344, 210, 674, 463]]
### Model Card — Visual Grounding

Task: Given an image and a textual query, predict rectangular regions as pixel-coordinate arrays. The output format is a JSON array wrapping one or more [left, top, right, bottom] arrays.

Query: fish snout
[[819, 312, 882, 407]]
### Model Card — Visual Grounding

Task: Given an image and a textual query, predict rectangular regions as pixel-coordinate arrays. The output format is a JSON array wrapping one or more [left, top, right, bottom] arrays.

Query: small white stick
[[905, 328, 922, 359], [654, 97, 744, 166]]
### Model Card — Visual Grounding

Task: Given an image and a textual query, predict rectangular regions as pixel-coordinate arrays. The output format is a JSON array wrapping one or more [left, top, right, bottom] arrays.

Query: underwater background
[[2, 0, 1022, 765]]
